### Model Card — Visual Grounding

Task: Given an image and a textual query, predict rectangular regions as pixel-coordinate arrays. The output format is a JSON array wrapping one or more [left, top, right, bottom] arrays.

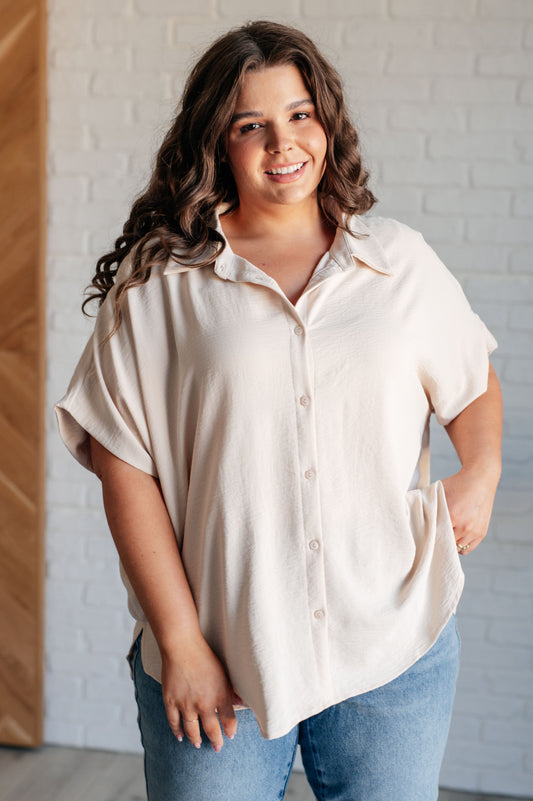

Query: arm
[[441, 362, 503, 554], [89, 436, 238, 751]]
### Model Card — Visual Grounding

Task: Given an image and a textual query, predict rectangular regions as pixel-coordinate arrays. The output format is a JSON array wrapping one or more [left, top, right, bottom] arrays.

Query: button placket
[[284, 307, 329, 655]]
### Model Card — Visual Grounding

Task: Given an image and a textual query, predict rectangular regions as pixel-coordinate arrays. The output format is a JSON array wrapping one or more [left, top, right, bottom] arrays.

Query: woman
[[56, 20, 502, 801]]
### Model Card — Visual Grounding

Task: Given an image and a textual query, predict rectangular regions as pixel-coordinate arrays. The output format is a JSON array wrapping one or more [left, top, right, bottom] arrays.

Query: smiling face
[[225, 64, 328, 213]]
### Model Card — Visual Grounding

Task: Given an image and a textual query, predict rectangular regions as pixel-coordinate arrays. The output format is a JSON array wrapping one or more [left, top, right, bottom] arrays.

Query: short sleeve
[[413, 232, 498, 427], [55, 282, 157, 476]]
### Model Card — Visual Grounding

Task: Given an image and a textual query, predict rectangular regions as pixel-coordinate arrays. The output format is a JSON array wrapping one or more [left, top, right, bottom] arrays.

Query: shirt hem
[[255, 598, 462, 741]]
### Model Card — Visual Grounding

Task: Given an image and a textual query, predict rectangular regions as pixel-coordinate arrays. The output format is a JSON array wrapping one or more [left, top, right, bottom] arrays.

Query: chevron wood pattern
[[0, 0, 46, 747]]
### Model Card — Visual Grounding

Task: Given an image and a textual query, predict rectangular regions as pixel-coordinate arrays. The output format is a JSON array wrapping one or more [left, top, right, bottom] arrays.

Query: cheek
[[227, 142, 259, 179], [319, 130, 328, 159], [308, 126, 328, 161], [310, 129, 328, 179]]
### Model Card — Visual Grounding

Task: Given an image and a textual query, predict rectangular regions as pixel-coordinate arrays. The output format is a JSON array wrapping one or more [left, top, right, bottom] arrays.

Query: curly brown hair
[[84, 20, 376, 328]]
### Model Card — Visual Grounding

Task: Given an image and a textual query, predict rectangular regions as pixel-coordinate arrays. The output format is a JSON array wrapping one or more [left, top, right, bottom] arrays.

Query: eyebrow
[[230, 98, 314, 124]]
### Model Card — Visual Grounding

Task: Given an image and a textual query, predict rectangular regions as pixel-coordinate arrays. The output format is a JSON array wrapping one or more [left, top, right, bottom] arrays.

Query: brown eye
[[240, 122, 262, 134]]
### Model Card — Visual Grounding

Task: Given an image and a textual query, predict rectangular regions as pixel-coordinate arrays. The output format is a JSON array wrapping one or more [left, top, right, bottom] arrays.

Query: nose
[[266, 124, 293, 154]]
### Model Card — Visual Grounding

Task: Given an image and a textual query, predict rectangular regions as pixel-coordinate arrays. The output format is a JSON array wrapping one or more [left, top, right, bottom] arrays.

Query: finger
[[218, 698, 238, 740], [165, 703, 184, 742], [465, 535, 484, 554], [456, 536, 482, 554], [182, 716, 202, 749], [456, 529, 486, 554], [200, 711, 224, 752]]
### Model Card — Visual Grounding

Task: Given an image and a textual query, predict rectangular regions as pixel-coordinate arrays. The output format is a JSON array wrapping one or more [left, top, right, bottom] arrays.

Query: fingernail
[[228, 733, 235, 740], [177, 735, 183, 742], [194, 742, 201, 749], [213, 744, 222, 753]]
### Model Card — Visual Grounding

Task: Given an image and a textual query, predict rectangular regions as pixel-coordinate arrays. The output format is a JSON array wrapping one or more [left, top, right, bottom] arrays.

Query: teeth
[[267, 162, 304, 175]]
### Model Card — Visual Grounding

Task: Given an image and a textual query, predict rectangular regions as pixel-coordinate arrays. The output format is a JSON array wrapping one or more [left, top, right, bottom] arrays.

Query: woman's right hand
[[161, 634, 240, 752], [89, 438, 240, 752], [91, 438, 242, 751]]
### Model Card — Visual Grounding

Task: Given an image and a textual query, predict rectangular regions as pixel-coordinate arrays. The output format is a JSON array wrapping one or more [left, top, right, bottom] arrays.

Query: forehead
[[233, 64, 311, 110]]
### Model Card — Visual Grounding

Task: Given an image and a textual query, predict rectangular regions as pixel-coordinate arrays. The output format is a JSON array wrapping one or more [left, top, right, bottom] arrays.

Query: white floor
[[0, 746, 529, 801]]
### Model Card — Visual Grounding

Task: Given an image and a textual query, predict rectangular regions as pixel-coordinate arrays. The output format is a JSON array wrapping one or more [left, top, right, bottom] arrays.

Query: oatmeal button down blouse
[[55, 214, 497, 740]]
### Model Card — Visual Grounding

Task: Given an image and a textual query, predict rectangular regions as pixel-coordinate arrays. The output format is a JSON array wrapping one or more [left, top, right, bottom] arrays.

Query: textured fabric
[[55, 214, 496, 739], [130, 616, 460, 801]]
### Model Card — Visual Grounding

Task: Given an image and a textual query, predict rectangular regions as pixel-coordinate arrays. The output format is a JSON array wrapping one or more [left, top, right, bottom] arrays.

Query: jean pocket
[[127, 632, 142, 678]]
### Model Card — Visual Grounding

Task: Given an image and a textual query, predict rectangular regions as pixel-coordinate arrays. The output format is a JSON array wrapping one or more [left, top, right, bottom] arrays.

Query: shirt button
[[314, 609, 325, 619], [299, 395, 310, 407], [309, 539, 320, 551], [294, 325, 304, 336], [304, 468, 316, 480]]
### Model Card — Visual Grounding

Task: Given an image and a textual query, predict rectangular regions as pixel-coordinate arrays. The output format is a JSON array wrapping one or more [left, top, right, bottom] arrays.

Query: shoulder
[[115, 240, 173, 285], [356, 214, 425, 251], [356, 214, 456, 282], [345, 214, 430, 277], [348, 215, 472, 308], [94, 246, 171, 339]]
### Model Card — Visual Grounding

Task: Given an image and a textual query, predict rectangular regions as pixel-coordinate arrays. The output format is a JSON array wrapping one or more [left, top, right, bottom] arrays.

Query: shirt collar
[[162, 210, 393, 278], [162, 246, 216, 275], [332, 216, 393, 276]]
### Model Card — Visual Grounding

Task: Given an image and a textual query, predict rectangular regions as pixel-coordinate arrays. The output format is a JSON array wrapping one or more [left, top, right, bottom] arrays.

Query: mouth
[[265, 161, 306, 176]]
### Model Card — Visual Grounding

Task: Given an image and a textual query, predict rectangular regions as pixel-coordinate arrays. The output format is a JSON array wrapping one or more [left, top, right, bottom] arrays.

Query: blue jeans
[[130, 616, 460, 801]]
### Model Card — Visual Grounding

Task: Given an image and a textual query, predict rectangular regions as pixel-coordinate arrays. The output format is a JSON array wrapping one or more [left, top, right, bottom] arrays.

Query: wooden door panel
[[0, 0, 45, 747]]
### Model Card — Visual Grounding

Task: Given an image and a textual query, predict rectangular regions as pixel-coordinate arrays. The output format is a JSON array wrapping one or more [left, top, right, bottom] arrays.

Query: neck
[[224, 197, 327, 241]]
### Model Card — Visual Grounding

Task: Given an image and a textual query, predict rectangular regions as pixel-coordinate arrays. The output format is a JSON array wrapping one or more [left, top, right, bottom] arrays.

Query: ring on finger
[[457, 543, 470, 552], [183, 718, 199, 724]]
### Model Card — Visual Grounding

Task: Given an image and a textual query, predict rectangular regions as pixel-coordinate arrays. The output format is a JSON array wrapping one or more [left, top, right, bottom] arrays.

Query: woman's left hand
[[441, 466, 499, 555], [441, 363, 502, 555]]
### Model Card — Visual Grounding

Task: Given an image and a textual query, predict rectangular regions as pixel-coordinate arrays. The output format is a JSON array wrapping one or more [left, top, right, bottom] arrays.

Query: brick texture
[[46, 0, 533, 795]]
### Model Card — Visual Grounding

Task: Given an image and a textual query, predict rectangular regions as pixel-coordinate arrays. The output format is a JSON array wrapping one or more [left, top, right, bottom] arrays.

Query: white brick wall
[[46, 1, 533, 795]]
